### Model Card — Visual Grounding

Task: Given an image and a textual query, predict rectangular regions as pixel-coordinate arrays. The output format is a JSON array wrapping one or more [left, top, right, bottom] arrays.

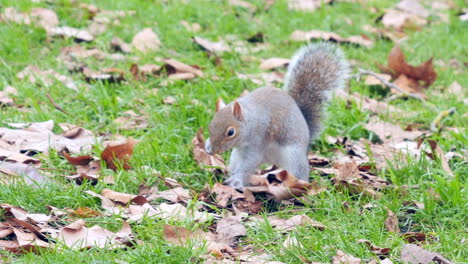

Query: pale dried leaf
[[332, 250, 361, 264], [131, 28, 161, 53], [49, 26, 94, 42], [259, 58, 290, 70], [193, 36, 231, 55], [401, 244, 453, 264]]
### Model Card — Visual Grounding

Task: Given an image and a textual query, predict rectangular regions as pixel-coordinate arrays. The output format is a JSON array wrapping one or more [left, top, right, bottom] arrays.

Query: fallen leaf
[[153, 203, 214, 222], [216, 216, 246, 246], [377, 45, 437, 95], [49, 26, 94, 42], [131, 28, 161, 53], [161, 58, 204, 78], [1, 7, 31, 25], [446, 81, 463, 95], [290, 30, 373, 48], [83, 67, 126, 83], [193, 36, 231, 55], [17, 65, 77, 90], [237, 72, 284, 86], [259, 58, 290, 71], [0, 162, 45, 185], [162, 96, 177, 105], [400, 244, 453, 264], [332, 250, 361, 264], [211, 183, 245, 207], [58, 220, 133, 249], [29, 8, 59, 31], [110, 37, 132, 53], [152, 187, 191, 203], [384, 209, 400, 233], [268, 214, 325, 231], [101, 138, 137, 171], [364, 73, 392, 86], [0, 120, 95, 155], [365, 116, 423, 145], [288, 0, 332, 12], [114, 110, 149, 130], [192, 128, 226, 173], [101, 188, 147, 205], [70, 207, 102, 218], [357, 239, 390, 255], [180, 20, 201, 32], [402, 232, 435, 243]]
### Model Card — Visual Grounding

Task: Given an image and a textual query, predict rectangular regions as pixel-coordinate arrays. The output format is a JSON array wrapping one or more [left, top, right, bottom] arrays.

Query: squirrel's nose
[[205, 138, 213, 155]]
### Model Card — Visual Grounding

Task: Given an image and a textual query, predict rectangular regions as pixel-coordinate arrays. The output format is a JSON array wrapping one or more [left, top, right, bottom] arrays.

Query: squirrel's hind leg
[[278, 144, 310, 181]]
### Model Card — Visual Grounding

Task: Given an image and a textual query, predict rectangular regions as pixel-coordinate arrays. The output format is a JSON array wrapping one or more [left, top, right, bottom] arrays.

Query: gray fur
[[284, 42, 350, 139], [207, 43, 349, 188]]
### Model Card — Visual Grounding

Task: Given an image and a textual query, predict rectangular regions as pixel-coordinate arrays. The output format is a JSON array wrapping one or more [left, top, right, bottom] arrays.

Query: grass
[[0, 0, 467, 263]]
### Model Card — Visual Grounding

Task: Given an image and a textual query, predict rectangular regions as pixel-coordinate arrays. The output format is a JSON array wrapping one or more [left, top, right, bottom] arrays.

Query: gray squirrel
[[205, 43, 350, 189]]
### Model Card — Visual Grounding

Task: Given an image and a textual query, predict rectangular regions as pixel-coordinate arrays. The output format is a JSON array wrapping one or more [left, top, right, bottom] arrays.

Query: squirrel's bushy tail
[[284, 42, 349, 139]]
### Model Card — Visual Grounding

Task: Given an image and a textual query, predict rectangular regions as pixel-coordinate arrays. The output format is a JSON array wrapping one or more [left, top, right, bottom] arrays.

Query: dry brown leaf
[[193, 36, 231, 55], [402, 232, 434, 244], [192, 128, 226, 173], [216, 216, 246, 246], [114, 110, 149, 130], [58, 220, 133, 249], [49, 26, 94, 42], [70, 207, 102, 218], [152, 187, 191, 203], [161, 58, 204, 78], [101, 138, 137, 171], [210, 183, 245, 207], [153, 203, 214, 222], [162, 96, 177, 105], [290, 30, 373, 48], [30, 8, 59, 31], [400, 244, 453, 264], [417, 139, 454, 177], [365, 116, 423, 146], [259, 58, 290, 71], [17, 65, 77, 90], [1, 7, 31, 25], [237, 72, 284, 86], [268, 214, 325, 231], [378, 45, 437, 94], [180, 20, 201, 32], [384, 209, 400, 233], [101, 188, 147, 205], [83, 67, 126, 83], [131, 28, 161, 53], [0, 86, 16, 107], [110, 37, 132, 53], [446, 81, 463, 95], [357, 239, 390, 255], [288, 0, 332, 12], [0, 162, 45, 185], [364, 73, 392, 86], [332, 250, 361, 264], [246, 169, 318, 201], [0, 120, 95, 155]]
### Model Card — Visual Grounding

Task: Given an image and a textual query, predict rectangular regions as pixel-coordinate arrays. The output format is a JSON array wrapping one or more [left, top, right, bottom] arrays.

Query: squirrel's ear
[[232, 101, 243, 121], [216, 98, 226, 112]]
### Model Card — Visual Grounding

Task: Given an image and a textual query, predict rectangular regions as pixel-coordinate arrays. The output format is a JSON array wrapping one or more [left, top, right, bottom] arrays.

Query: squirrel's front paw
[[224, 177, 244, 190]]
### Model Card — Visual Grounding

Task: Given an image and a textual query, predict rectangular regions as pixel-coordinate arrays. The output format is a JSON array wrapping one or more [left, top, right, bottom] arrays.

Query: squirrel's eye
[[227, 128, 235, 137]]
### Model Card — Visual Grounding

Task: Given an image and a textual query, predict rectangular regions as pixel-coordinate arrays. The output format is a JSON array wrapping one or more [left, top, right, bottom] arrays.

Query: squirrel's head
[[206, 101, 243, 155]]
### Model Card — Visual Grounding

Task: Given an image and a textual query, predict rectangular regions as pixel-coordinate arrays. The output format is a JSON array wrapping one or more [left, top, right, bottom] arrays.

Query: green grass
[[1, 0, 467, 263]]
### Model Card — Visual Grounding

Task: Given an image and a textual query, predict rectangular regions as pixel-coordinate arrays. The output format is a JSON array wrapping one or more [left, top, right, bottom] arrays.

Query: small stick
[[46, 93, 72, 117], [430, 107, 456, 132], [357, 69, 426, 102]]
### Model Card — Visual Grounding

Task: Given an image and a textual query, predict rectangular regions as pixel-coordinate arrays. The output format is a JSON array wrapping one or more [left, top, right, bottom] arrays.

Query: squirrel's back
[[284, 42, 349, 139]]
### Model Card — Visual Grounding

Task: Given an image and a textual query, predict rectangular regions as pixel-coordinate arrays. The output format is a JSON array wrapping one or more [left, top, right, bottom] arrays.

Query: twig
[[357, 68, 425, 102], [430, 107, 456, 132], [46, 93, 72, 117]]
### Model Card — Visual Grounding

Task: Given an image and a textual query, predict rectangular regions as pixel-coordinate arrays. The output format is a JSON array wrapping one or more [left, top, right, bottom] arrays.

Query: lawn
[[0, 0, 466, 263]]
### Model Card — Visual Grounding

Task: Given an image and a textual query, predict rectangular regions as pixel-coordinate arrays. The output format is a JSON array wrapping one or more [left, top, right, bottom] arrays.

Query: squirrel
[[205, 43, 350, 189]]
